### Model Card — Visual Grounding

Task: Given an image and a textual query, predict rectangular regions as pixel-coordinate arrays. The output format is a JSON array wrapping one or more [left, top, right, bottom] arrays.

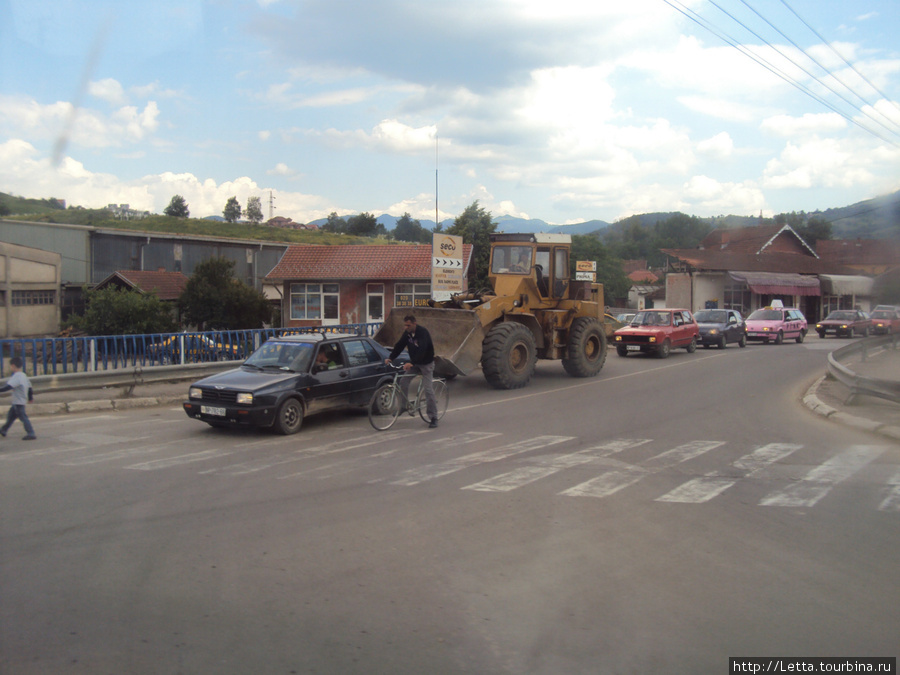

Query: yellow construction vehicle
[[375, 232, 613, 389]]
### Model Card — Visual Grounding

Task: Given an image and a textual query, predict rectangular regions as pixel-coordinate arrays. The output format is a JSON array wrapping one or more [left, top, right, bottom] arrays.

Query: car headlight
[[615, 335, 622, 341], [189, 387, 203, 399], [763, 327, 770, 331], [841, 324, 848, 329], [649, 336, 656, 343], [708, 329, 719, 335], [816, 324, 822, 329], [236, 392, 253, 405]]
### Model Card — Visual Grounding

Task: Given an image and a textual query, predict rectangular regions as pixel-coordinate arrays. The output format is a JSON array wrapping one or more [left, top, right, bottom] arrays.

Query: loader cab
[[489, 232, 571, 300]]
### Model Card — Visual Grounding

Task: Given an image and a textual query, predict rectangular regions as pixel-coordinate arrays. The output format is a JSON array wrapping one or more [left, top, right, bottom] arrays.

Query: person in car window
[[316, 349, 338, 370], [386, 314, 439, 428]]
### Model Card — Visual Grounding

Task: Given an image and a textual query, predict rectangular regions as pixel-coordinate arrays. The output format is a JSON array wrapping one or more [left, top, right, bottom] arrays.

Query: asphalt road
[[2, 338, 898, 674]]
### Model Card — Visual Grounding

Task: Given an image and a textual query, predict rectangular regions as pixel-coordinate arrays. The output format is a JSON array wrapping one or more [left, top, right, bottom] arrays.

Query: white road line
[[657, 443, 802, 504], [760, 445, 885, 508], [877, 468, 900, 512], [126, 450, 233, 471], [61, 447, 163, 466], [390, 435, 575, 486], [561, 440, 726, 499], [462, 438, 651, 493]]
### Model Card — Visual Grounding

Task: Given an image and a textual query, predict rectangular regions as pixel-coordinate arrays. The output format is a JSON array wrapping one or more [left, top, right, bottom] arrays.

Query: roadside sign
[[432, 233, 464, 301], [575, 271, 596, 281], [576, 260, 597, 272]]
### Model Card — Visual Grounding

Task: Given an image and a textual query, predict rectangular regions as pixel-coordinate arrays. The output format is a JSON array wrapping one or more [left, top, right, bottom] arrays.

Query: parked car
[[613, 309, 699, 358], [183, 333, 400, 434], [870, 308, 900, 335], [816, 309, 872, 338], [745, 305, 808, 344], [148, 333, 244, 364], [694, 308, 747, 349]]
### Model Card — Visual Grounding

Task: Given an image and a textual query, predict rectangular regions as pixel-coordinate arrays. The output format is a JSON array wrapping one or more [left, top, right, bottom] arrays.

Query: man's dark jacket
[[389, 325, 435, 365]]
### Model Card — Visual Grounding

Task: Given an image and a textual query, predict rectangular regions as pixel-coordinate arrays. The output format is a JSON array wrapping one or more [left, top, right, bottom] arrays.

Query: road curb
[[803, 375, 900, 441], [30, 394, 184, 417]]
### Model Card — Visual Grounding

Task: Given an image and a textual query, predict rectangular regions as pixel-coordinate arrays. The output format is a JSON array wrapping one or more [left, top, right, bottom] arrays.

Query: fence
[[0, 323, 381, 378], [827, 333, 900, 405]]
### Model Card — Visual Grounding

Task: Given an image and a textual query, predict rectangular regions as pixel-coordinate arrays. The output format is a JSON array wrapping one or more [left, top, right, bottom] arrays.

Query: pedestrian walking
[[0, 356, 36, 440], [386, 314, 439, 428]]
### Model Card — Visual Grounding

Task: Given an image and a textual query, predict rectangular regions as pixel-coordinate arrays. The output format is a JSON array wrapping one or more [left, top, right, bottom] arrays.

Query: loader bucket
[[374, 307, 486, 377]]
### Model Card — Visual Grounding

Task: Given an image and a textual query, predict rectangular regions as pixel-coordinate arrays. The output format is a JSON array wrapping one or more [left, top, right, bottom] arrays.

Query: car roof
[[269, 332, 366, 344]]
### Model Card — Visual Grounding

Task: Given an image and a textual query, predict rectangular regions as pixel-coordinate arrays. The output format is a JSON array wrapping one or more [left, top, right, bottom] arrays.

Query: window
[[394, 283, 431, 308], [724, 280, 750, 314], [11, 290, 56, 306], [290, 283, 339, 320], [343, 339, 381, 367]]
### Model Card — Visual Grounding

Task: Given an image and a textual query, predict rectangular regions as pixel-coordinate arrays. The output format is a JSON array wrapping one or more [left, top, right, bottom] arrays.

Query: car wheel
[[273, 398, 304, 435], [482, 322, 537, 390], [738, 333, 747, 348], [562, 317, 608, 377], [717, 336, 726, 349], [657, 339, 670, 359], [616, 345, 628, 357], [796, 329, 806, 344], [774, 331, 784, 345], [686, 337, 697, 353]]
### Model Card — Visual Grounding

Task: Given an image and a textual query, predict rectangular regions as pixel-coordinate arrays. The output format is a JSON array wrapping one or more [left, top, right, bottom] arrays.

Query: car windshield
[[491, 245, 533, 274], [871, 310, 895, 319], [747, 309, 783, 321], [631, 311, 671, 326], [245, 341, 313, 371], [695, 310, 727, 323], [825, 311, 855, 320]]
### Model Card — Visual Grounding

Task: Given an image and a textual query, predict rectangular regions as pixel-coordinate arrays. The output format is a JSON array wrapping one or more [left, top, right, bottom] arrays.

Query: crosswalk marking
[[126, 450, 232, 471], [561, 440, 725, 499], [391, 435, 575, 486], [877, 468, 900, 512], [760, 445, 884, 507], [657, 443, 802, 503], [462, 438, 651, 493]]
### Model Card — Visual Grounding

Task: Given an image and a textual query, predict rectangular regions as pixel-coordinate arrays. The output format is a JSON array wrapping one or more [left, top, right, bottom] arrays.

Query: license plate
[[627, 345, 641, 351], [201, 406, 226, 416]]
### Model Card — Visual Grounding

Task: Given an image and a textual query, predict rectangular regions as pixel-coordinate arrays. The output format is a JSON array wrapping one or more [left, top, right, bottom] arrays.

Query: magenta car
[[745, 306, 808, 344]]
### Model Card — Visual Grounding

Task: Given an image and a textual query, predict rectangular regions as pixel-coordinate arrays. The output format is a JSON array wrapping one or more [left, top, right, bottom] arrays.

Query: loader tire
[[562, 317, 608, 378], [481, 322, 537, 390]]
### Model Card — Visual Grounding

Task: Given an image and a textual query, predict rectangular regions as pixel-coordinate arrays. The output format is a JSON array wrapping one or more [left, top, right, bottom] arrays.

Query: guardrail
[[0, 323, 381, 378], [827, 334, 900, 405]]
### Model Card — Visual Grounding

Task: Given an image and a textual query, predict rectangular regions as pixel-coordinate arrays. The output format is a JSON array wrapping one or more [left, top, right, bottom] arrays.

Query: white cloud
[[761, 112, 846, 137], [697, 132, 734, 160], [89, 78, 127, 105]]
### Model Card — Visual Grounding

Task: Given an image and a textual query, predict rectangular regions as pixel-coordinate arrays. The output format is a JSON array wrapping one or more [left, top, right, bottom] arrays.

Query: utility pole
[[435, 132, 439, 230], [269, 190, 276, 220]]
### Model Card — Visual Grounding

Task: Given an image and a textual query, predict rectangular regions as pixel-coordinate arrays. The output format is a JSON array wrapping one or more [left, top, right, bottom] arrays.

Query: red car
[[614, 309, 699, 358], [870, 308, 900, 335], [815, 309, 872, 338]]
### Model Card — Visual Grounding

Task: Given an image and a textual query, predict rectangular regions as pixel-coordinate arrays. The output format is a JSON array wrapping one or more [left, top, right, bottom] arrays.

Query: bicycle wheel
[[369, 384, 402, 430], [417, 379, 449, 422]]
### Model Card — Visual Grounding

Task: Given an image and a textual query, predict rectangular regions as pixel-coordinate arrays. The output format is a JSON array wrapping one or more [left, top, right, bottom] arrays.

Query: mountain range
[[309, 189, 900, 239]]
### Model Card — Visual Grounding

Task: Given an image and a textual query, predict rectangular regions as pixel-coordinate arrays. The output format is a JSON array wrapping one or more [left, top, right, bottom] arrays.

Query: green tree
[[164, 195, 190, 218], [70, 286, 177, 335], [570, 235, 632, 302], [394, 212, 431, 243], [178, 258, 272, 330], [223, 196, 242, 223], [346, 212, 385, 237], [246, 196, 263, 225], [322, 212, 346, 233], [794, 216, 832, 248], [446, 201, 497, 290]]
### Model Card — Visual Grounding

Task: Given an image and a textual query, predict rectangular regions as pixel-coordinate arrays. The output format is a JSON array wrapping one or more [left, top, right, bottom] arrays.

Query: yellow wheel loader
[[375, 233, 614, 390]]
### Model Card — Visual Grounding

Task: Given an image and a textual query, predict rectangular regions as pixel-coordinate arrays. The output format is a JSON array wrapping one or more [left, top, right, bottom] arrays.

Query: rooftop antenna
[[434, 132, 439, 230]]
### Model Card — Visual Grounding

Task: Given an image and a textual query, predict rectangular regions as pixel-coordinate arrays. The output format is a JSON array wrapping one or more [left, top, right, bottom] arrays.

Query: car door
[[671, 311, 689, 346], [342, 338, 387, 405], [305, 343, 351, 414]]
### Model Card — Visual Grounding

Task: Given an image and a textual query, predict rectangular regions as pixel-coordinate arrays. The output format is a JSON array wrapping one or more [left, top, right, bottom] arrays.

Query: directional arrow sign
[[433, 257, 463, 269]]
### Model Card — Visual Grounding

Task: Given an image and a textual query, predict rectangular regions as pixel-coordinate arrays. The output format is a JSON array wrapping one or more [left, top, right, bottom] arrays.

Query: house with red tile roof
[[266, 243, 473, 327], [95, 269, 190, 301], [816, 239, 900, 276], [661, 224, 873, 321]]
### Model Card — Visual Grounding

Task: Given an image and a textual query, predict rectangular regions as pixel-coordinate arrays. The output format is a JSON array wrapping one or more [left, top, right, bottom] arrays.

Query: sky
[[1, 0, 899, 226]]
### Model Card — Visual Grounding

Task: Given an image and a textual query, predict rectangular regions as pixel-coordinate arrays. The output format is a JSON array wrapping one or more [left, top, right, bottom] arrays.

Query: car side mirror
[[313, 363, 327, 373]]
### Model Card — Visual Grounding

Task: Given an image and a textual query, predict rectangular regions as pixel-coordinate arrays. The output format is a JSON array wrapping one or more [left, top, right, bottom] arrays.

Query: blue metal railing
[[0, 323, 381, 377]]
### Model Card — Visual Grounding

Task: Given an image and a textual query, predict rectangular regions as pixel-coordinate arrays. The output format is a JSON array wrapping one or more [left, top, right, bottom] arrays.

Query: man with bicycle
[[386, 314, 439, 428]]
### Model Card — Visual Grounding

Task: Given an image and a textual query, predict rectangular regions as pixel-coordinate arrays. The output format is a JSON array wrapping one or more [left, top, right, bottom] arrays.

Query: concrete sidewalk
[[803, 344, 900, 442]]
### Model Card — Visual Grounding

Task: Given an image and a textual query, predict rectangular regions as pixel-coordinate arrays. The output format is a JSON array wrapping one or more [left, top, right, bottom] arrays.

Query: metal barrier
[[0, 323, 381, 378], [827, 334, 900, 405]]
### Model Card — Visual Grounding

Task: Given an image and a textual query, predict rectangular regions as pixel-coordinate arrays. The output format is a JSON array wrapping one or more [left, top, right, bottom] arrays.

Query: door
[[342, 338, 387, 405], [367, 284, 385, 323], [322, 283, 340, 326], [305, 343, 350, 413]]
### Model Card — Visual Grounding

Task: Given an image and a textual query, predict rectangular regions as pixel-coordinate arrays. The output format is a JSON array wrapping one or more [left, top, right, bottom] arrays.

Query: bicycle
[[368, 363, 449, 430]]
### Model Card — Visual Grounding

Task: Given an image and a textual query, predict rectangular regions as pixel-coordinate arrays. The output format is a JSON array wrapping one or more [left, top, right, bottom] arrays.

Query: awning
[[729, 271, 821, 296], [818, 274, 874, 297]]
